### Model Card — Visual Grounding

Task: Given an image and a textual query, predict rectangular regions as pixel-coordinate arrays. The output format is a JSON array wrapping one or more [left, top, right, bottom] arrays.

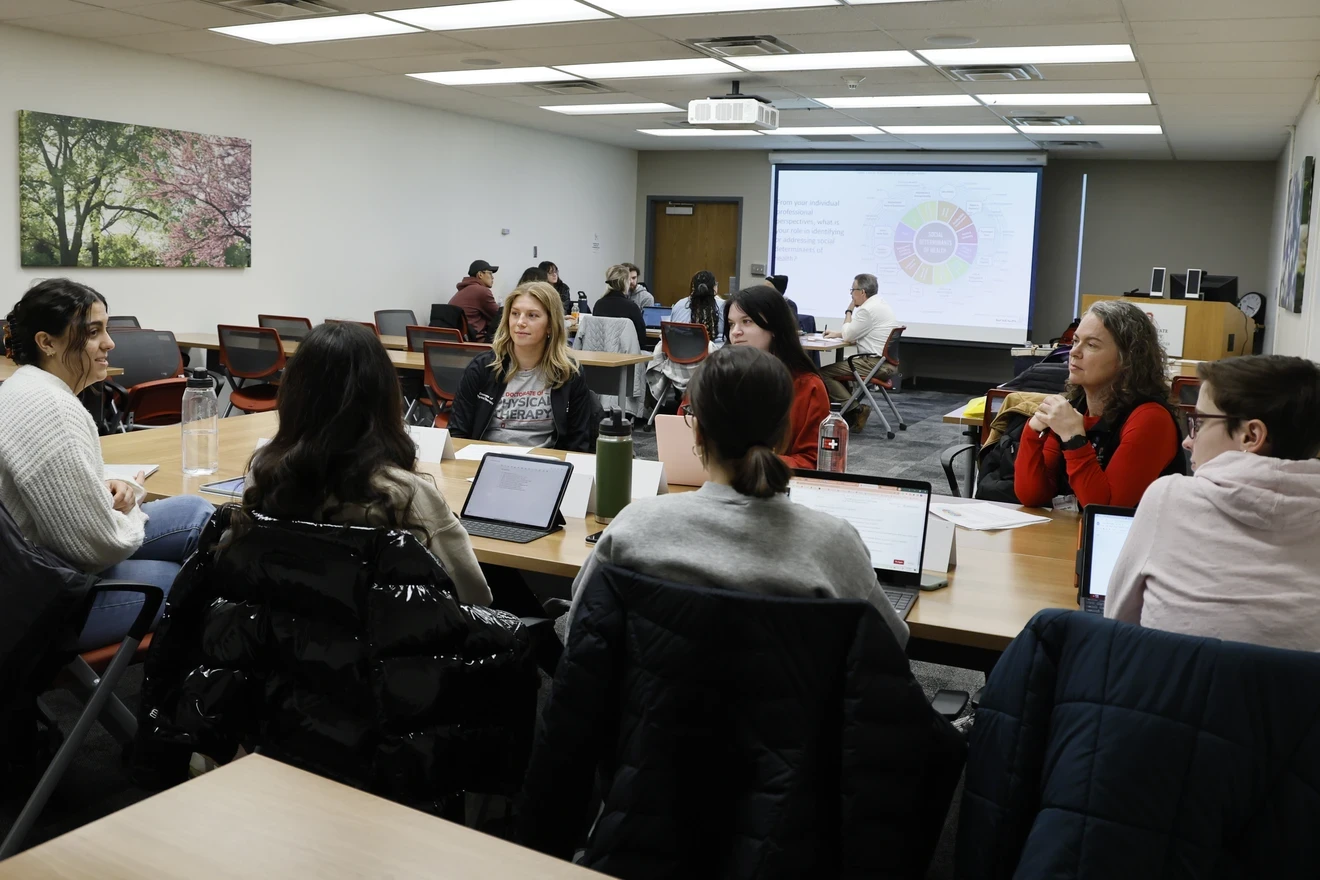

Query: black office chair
[[428, 304, 471, 341], [422, 341, 489, 428], [258, 314, 313, 343], [106, 316, 141, 329], [374, 309, 417, 338], [217, 325, 285, 416]]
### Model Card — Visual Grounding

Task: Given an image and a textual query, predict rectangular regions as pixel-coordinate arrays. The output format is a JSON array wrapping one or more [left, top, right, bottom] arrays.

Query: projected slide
[[772, 166, 1041, 345]]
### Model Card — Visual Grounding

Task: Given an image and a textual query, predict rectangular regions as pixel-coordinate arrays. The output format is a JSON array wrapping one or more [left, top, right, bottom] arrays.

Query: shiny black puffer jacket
[[135, 505, 538, 810]]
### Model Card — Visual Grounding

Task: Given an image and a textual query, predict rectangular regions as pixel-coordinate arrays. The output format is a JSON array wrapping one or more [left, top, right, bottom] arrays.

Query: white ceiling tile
[[514, 40, 701, 66], [834, 107, 1006, 125], [757, 67, 947, 89], [887, 22, 1134, 49], [12, 8, 186, 38], [634, 7, 868, 40], [1121, 0, 1320, 21], [177, 46, 326, 68], [1138, 40, 1320, 63], [363, 50, 533, 74], [455, 19, 658, 50], [1131, 17, 1320, 43], [0, 0, 89, 19], [1034, 62, 1146, 81], [288, 31, 481, 60], [115, 1, 254, 27], [249, 60, 385, 81], [103, 28, 239, 54], [1143, 60, 1320, 79], [847, 0, 1123, 30], [767, 30, 907, 52], [1150, 77, 1316, 95]]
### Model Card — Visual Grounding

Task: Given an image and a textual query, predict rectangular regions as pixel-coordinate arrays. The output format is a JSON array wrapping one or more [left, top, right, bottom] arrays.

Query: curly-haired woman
[[1015, 300, 1185, 509]]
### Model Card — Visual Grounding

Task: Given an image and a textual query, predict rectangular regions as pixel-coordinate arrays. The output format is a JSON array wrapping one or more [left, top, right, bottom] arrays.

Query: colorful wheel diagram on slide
[[894, 200, 978, 284]]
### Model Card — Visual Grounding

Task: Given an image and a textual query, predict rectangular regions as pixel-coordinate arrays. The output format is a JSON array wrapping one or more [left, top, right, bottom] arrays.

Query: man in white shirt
[[821, 273, 900, 430]]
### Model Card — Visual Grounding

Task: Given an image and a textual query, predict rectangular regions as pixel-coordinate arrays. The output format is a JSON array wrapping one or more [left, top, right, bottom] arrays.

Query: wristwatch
[[1060, 435, 1089, 451]]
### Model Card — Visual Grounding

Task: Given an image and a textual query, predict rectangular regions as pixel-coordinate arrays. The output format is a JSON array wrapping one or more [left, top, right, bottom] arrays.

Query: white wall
[[0, 24, 637, 331], [1266, 93, 1320, 359]]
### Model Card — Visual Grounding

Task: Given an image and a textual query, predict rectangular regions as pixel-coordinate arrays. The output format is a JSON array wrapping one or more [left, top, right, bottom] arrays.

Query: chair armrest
[[88, 582, 164, 641], [940, 444, 975, 497]]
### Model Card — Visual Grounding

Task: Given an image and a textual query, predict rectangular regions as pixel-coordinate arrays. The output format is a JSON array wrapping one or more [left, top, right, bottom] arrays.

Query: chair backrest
[[1171, 375, 1201, 406], [106, 329, 184, 388], [428, 304, 470, 341], [374, 309, 418, 337], [423, 341, 489, 405], [796, 313, 817, 335], [107, 315, 141, 329], [406, 324, 463, 352], [217, 325, 286, 379], [982, 387, 1013, 434], [258, 314, 313, 342], [882, 325, 906, 366], [660, 321, 710, 365], [574, 315, 640, 356], [325, 319, 379, 337]]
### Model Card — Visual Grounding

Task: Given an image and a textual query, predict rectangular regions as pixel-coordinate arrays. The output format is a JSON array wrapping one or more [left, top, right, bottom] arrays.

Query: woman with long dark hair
[[539, 261, 573, 314], [244, 321, 490, 605], [724, 285, 829, 469], [1016, 299, 1184, 509], [670, 270, 723, 341], [0, 279, 214, 649]]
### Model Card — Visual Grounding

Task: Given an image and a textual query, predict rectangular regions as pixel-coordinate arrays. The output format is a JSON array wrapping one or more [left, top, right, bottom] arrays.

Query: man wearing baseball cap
[[451, 260, 500, 342]]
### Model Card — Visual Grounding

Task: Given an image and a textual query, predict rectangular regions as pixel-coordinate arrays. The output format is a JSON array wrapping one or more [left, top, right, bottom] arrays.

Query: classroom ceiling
[[3, 0, 1318, 160]]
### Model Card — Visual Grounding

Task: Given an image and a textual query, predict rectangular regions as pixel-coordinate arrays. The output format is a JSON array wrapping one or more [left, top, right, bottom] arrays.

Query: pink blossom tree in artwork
[[135, 131, 251, 267]]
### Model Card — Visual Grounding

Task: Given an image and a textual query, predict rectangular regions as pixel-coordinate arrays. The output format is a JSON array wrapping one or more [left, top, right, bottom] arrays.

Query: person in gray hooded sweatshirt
[[1106, 355, 1320, 652]]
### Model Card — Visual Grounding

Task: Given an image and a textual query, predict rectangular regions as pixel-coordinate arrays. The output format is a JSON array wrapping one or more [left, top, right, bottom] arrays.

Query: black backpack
[[974, 411, 1032, 504]]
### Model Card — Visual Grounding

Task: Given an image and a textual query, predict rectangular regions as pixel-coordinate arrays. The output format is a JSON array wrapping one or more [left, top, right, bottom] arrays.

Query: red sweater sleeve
[[1014, 421, 1062, 508], [1064, 403, 1177, 508], [782, 373, 830, 470]]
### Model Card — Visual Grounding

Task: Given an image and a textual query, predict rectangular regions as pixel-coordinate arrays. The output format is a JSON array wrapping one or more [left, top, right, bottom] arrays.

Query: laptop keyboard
[[1082, 596, 1106, 615], [461, 519, 551, 544], [884, 588, 916, 618]]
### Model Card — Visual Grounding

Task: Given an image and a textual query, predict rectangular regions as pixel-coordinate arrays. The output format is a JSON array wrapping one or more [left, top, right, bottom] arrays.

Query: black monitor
[[1171, 273, 1237, 302]]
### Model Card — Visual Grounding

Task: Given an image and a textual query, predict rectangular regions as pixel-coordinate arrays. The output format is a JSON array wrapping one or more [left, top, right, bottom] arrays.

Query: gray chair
[[106, 316, 141, 329], [104, 329, 189, 430], [257, 314, 313, 343], [839, 326, 908, 441], [374, 309, 417, 338]]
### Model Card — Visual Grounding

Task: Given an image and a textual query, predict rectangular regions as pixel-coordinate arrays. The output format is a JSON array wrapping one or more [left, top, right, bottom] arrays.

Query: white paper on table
[[558, 460, 595, 520], [406, 425, 455, 463], [104, 464, 158, 482], [929, 501, 1049, 531], [565, 453, 668, 515], [921, 514, 957, 573], [453, 444, 537, 462]]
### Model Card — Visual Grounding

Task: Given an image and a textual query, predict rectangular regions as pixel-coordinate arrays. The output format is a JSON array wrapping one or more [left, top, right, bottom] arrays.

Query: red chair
[[840, 325, 908, 440], [423, 341, 489, 428], [258, 314, 313, 343], [104, 329, 189, 430], [1171, 375, 1201, 408], [647, 321, 710, 427], [217, 325, 286, 416]]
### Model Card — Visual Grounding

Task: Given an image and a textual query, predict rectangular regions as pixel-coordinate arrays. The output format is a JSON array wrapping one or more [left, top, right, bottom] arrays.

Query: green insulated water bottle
[[595, 409, 634, 523]]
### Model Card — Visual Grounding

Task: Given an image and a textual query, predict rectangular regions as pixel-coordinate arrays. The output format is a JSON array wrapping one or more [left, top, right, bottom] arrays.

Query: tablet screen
[[462, 454, 571, 529]]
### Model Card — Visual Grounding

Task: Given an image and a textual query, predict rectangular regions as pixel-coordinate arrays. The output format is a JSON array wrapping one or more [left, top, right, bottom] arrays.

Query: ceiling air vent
[[1006, 115, 1082, 127], [797, 135, 864, 143], [1050, 141, 1105, 149], [533, 81, 615, 96], [688, 35, 794, 58], [945, 65, 1043, 83], [210, 0, 340, 18]]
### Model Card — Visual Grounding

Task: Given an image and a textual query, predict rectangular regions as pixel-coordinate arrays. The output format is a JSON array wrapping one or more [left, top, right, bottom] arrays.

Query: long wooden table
[[1, 359, 123, 382], [0, 754, 606, 879], [101, 412, 1080, 662]]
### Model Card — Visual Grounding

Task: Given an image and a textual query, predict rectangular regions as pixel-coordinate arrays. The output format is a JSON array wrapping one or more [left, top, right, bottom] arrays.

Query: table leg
[[618, 366, 634, 415]]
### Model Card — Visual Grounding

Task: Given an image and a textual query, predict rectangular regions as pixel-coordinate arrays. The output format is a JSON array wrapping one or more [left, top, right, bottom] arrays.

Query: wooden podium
[[1081, 295, 1254, 361]]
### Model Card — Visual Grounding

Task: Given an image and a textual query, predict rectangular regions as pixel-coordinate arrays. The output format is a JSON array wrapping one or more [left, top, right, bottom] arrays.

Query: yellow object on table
[[961, 396, 987, 419]]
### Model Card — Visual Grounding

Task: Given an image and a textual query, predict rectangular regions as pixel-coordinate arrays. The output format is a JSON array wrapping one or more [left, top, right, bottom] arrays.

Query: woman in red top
[[1015, 299, 1183, 509], [724, 285, 830, 469]]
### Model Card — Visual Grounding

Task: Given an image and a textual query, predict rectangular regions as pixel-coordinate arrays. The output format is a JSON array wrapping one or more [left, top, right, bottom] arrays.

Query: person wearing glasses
[[1104, 355, 1320, 651], [821, 273, 900, 432], [1015, 300, 1185, 510]]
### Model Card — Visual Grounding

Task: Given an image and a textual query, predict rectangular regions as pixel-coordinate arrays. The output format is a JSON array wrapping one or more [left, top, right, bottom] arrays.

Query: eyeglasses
[[848, 287, 864, 294], [1185, 411, 1236, 439]]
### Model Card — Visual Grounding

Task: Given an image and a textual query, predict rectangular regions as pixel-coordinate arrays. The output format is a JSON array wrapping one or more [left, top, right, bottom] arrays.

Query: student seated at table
[[450, 281, 597, 453], [671, 270, 724, 342], [243, 321, 490, 605], [1105, 355, 1320, 651], [1015, 300, 1184, 509], [587, 264, 648, 351], [724, 284, 828, 469], [569, 345, 908, 647], [0, 279, 214, 650]]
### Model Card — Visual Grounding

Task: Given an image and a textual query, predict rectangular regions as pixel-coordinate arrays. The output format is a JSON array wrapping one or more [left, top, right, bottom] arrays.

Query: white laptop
[[654, 414, 710, 488]]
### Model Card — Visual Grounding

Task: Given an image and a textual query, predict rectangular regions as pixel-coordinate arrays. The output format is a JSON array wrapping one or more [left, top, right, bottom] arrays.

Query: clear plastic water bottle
[[818, 403, 849, 473], [181, 369, 219, 476]]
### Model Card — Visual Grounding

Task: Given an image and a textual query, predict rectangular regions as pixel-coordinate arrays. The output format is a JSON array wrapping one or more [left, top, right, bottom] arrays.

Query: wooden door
[[649, 200, 739, 306]]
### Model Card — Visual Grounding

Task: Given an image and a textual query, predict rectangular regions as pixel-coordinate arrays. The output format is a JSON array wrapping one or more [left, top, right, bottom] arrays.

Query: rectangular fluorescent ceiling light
[[557, 58, 737, 79], [732, 51, 921, 72], [819, 94, 978, 109], [379, 0, 608, 30], [883, 125, 1020, 135], [543, 103, 680, 115], [409, 67, 580, 86], [638, 129, 763, 137], [211, 14, 421, 45], [919, 44, 1136, 66], [770, 126, 882, 135], [979, 92, 1151, 106], [593, 0, 838, 15], [1019, 124, 1163, 135]]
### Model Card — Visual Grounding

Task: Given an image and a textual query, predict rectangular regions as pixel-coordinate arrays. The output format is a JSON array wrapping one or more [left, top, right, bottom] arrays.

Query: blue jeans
[[78, 495, 215, 651]]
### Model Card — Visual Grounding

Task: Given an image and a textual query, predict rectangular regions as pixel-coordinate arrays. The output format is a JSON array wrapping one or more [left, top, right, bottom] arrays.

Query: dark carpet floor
[[3, 389, 980, 875]]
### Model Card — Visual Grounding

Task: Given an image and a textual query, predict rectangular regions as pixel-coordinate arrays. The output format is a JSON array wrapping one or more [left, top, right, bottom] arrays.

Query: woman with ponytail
[[671, 270, 725, 341], [567, 345, 907, 645]]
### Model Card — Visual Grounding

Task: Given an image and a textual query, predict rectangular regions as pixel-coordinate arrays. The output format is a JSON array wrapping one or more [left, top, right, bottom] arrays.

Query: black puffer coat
[[519, 563, 966, 879], [134, 505, 538, 811]]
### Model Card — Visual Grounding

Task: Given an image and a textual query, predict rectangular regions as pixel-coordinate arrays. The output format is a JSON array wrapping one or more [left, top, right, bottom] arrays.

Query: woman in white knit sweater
[[0, 279, 214, 650]]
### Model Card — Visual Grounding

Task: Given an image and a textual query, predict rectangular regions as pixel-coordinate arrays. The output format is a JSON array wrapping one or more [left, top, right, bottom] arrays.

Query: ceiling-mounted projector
[[688, 81, 779, 131]]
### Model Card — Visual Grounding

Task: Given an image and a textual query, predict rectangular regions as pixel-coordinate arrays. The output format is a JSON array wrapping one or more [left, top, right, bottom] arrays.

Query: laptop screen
[[789, 476, 929, 575], [1085, 512, 1134, 598], [643, 306, 671, 328], [462, 454, 571, 530]]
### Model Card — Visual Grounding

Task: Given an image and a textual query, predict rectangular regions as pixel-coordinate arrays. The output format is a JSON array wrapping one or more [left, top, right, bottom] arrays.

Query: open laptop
[[642, 305, 672, 329], [460, 453, 574, 543], [1077, 505, 1136, 614], [788, 471, 932, 620], [654, 414, 710, 487]]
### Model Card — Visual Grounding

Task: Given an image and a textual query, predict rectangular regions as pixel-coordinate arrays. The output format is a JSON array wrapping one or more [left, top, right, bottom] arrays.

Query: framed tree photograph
[[19, 110, 251, 268]]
